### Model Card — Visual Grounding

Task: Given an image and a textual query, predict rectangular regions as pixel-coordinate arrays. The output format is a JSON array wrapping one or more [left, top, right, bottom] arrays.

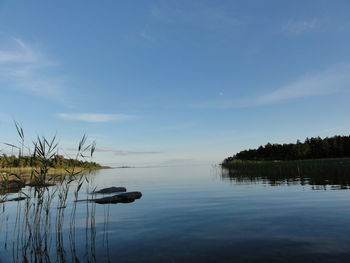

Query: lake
[[1, 164, 350, 263]]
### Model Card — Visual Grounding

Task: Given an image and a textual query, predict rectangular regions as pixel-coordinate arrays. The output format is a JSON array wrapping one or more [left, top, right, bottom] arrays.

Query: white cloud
[[282, 18, 320, 35], [57, 113, 135, 123], [0, 36, 67, 102]]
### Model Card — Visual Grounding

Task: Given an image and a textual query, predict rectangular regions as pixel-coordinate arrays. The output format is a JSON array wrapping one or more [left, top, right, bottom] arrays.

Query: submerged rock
[[26, 182, 55, 188], [93, 186, 127, 194], [92, 191, 142, 204]]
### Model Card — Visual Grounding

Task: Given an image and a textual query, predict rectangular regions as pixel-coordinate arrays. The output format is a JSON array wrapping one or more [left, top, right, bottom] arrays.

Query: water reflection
[[220, 164, 350, 190]]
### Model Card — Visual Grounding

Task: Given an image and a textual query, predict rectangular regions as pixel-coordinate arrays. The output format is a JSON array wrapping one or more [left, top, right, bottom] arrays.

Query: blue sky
[[0, 0, 350, 166]]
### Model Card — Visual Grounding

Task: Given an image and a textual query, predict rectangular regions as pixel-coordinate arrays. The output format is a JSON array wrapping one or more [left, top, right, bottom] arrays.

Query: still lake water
[[1, 165, 350, 262]]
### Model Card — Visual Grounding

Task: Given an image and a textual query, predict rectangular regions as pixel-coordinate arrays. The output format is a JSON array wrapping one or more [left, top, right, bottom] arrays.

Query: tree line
[[223, 135, 350, 163], [0, 154, 101, 169]]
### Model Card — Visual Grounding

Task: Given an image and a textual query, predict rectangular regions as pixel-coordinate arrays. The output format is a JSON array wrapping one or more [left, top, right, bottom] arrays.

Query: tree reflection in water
[[221, 162, 350, 190]]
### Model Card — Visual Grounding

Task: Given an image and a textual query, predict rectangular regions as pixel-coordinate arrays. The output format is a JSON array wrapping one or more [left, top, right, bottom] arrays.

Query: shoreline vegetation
[[222, 135, 350, 168], [0, 155, 104, 169], [221, 135, 350, 187], [0, 155, 109, 180], [0, 122, 103, 191], [0, 165, 109, 178], [222, 157, 350, 168], [0, 122, 110, 183]]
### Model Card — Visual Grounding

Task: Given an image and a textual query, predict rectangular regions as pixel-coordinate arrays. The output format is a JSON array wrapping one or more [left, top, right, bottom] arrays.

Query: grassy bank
[[0, 166, 110, 180]]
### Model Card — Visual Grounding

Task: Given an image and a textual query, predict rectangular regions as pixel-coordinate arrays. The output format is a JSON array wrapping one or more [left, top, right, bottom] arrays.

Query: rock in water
[[0, 180, 25, 193], [93, 191, 142, 204], [8, 197, 27, 202], [8, 180, 25, 189], [94, 187, 127, 194], [0, 196, 27, 203]]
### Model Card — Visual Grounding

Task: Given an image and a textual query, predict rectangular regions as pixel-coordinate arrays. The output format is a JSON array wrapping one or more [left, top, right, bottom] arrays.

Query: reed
[[0, 123, 112, 263]]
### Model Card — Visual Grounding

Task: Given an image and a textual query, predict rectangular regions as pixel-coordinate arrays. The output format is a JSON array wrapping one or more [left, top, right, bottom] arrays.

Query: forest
[[0, 154, 101, 169], [223, 135, 350, 163]]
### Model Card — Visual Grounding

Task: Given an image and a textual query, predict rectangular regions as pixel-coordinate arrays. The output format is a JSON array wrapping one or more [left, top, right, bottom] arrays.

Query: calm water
[[1, 165, 350, 263]]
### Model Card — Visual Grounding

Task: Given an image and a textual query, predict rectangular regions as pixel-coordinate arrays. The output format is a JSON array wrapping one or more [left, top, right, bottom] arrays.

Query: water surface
[[1, 165, 350, 263]]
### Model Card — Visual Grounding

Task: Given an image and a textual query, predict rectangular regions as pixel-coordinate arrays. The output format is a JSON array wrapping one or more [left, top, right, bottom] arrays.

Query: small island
[[222, 135, 350, 168]]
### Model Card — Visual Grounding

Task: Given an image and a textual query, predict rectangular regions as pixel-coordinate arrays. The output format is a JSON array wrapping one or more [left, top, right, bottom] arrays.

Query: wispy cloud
[[57, 113, 135, 123], [139, 31, 156, 42], [65, 147, 161, 156], [151, 3, 241, 32], [282, 18, 320, 35], [0, 38, 37, 63], [95, 147, 162, 156], [192, 63, 350, 109], [0, 36, 67, 102], [257, 63, 350, 104]]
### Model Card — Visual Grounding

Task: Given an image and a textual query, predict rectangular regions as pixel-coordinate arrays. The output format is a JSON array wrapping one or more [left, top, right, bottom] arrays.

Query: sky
[[0, 0, 350, 166]]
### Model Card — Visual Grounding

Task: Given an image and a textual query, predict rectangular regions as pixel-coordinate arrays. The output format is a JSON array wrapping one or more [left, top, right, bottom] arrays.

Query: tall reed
[[0, 123, 108, 263]]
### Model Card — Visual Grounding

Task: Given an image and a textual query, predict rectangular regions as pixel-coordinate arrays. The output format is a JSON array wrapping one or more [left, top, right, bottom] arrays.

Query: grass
[[0, 166, 107, 180]]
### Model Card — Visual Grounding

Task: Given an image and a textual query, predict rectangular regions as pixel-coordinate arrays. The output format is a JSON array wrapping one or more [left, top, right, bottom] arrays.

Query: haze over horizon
[[0, 0, 350, 166]]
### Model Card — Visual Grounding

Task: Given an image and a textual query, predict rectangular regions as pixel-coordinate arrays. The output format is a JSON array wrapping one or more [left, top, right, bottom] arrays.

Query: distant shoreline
[[221, 157, 350, 168], [223, 135, 350, 164]]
